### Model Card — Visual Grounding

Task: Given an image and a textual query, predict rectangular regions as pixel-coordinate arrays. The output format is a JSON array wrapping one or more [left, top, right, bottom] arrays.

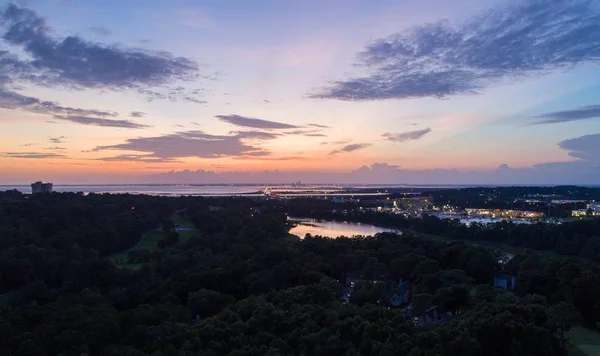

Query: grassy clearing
[[569, 326, 600, 356], [108, 212, 198, 270]]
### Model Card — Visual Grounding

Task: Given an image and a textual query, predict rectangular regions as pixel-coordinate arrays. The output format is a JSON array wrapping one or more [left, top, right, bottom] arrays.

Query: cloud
[[532, 104, 600, 125], [48, 136, 67, 143], [88, 26, 111, 36], [0, 88, 117, 117], [304, 133, 327, 137], [216, 114, 299, 129], [232, 155, 306, 161], [129, 111, 146, 118], [232, 130, 280, 141], [284, 129, 323, 135], [95, 154, 182, 163], [321, 139, 351, 146], [44, 146, 65, 150], [329, 143, 371, 155], [311, 0, 600, 101], [382, 128, 431, 142], [558, 134, 600, 163], [308, 123, 330, 129], [53, 115, 150, 129], [2, 152, 66, 158], [92, 130, 277, 159], [184, 97, 207, 104], [19, 143, 37, 146], [0, 4, 199, 100]]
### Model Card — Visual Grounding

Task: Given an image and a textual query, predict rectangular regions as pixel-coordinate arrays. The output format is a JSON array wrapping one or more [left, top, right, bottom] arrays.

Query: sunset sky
[[1, 0, 599, 184]]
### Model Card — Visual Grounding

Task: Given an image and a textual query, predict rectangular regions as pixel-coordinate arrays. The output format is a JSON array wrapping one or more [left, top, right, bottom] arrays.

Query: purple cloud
[[382, 128, 431, 142], [533, 104, 600, 125], [53, 115, 150, 129], [92, 130, 277, 159], [216, 114, 299, 129], [311, 0, 600, 101], [329, 143, 371, 155]]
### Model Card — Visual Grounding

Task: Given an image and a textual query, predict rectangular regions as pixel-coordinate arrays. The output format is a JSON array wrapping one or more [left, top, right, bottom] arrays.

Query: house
[[493, 272, 516, 290], [390, 280, 413, 307], [413, 305, 455, 328]]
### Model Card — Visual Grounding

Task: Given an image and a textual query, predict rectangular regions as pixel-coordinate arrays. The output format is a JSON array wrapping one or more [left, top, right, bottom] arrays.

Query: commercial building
[[465, 208, 543, 220], [572, 203, 600, 217], [31, 181, 53, 194]]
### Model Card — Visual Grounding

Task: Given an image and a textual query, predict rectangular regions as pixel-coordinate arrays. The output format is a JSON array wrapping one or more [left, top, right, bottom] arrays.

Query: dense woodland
[[0, 190, 599, 355]]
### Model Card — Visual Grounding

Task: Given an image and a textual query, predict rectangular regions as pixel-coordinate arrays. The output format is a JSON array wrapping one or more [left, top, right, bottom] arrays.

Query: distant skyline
[[1, 0, 599, 184]]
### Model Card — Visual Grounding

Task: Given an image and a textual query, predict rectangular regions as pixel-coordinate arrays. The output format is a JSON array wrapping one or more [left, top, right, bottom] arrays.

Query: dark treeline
[[0, 191, 177, 293], [287, 198, 600, 262], [0, 192, 595, 355]]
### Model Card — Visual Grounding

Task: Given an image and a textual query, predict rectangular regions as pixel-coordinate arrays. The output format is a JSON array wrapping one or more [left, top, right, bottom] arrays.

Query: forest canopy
[[0, 190, 598, 355]]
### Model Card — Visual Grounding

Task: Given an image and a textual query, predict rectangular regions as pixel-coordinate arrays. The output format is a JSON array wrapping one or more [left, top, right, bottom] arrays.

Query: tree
[[162, 220, 175, 234], [434, 284, 470, 315], [187, 289, 236, 317], [411, 293, 434, 319], [549, 302, 581, 353]]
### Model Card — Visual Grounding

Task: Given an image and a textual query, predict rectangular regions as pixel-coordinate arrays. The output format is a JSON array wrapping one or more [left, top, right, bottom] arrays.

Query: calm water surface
[[289, 218, 401, 238]]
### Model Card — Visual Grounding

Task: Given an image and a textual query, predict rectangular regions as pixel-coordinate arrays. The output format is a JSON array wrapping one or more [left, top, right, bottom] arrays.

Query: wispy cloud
[[44, 146, 66, 150], [129, 111, 146, 118], [382, 128, 431, 142], [53, 115, 150, 129], [88, 26, 111, 36], [216, 114, 299, 129], [320, 139, 351, 146], [2, 152, 66, 159], [0, 4, 199, 101], [92, 130, 277, 159], [532, 105, 600, 125], [48, 136, 68, 144], [311, 0, 600, 101], [304, 133, 327, 137], [95, 154, 182, 163], [308, 123, 330, 129], [232, 156, 306, 161], [0, 89, 117, 117], [329, 143, 371, 155], [19, 143, 38, 147]]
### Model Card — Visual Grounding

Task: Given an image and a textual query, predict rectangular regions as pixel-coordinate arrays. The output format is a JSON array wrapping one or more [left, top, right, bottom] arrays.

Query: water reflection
[[289, 217, 401, 238]]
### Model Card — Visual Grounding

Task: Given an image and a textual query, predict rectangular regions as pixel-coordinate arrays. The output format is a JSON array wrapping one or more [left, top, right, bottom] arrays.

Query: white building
[[572, 203, 600, 217], [587, 203, 600, 212], [31, 181, 53, 194]]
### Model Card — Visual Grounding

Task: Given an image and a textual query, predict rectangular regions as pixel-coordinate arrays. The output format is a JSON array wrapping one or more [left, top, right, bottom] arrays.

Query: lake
[[289, 217, 514, 263], [289, 217, 401, 238]]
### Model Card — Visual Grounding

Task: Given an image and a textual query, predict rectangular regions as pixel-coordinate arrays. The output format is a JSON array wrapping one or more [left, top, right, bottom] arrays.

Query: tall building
[[31, 181, 53, 194]]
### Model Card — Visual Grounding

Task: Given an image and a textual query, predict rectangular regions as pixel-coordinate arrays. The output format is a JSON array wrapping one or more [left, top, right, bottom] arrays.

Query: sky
[[0, 0, 599, 185]]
